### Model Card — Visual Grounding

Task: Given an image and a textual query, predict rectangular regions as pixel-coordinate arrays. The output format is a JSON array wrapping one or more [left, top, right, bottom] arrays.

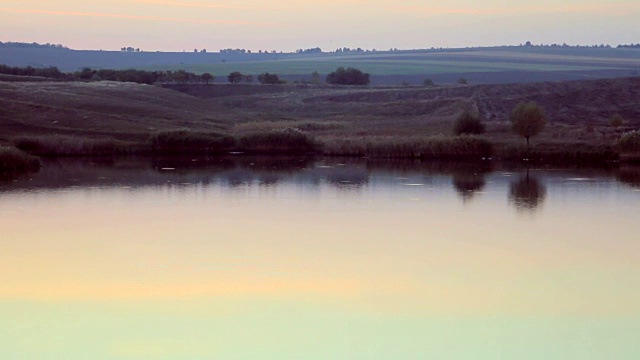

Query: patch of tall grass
[[237, 128, 319, 153], [0, 146, 41, 172], [321, 135, 492, 159], [149, 130, 236, 154], [14, 135, 125, 156]]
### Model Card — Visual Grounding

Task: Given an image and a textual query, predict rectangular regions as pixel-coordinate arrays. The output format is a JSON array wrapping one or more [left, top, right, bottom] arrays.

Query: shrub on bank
[[326, 67, 370, 86], [0, 146, 41, 172], [237, 128, 318, 153], [149, 130, 236, 154], [14, 135, 121, 156], [453, 110, 485, 135]]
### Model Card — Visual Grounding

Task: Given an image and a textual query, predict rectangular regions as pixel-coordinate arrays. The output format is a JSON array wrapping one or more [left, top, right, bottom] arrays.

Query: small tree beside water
[[509, 101, 547, 149]]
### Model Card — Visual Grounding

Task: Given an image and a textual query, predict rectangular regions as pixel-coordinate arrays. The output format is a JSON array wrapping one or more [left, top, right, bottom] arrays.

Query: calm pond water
[[1, 157, 639, 360]]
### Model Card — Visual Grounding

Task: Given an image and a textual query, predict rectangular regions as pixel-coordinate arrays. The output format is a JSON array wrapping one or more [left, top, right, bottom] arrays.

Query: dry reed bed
[[14, 135, 129, 156], [321, 135, 492, 159], [0, 146, 41, 172]]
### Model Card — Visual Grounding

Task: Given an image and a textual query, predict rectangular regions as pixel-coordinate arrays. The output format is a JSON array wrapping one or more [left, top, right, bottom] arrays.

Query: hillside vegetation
[[1, 76, 638, 162]]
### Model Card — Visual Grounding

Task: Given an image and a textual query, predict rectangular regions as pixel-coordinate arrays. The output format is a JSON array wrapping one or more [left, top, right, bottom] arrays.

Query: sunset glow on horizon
[[1, 0, 639, 51]]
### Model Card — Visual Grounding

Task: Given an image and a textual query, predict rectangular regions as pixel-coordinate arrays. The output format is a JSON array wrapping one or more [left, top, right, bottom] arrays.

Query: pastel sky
[[1, 0, 639, 52]]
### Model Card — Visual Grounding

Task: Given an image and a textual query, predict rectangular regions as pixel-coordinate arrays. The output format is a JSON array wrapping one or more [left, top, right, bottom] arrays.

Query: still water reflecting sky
[[1, 158, 639, 359]]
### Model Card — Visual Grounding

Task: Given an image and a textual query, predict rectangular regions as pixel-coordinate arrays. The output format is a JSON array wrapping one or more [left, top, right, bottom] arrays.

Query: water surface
[[1, 158, 639, 359]]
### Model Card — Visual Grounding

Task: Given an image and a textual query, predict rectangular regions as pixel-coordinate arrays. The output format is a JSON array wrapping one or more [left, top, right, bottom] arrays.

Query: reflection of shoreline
[[509, 170, 547, 212], [0, 157, 628, 198], [617, 166, 640, 189]]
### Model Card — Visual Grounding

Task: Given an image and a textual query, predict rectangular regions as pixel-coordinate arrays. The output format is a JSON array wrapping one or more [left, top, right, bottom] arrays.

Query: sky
[[1, 0, 639, 52]]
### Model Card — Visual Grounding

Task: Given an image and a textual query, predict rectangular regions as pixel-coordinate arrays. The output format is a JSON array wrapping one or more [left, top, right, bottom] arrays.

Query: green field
[[142, 58, 616, 76], [137, 49, 640, 77], [2, 46, 639, 85]]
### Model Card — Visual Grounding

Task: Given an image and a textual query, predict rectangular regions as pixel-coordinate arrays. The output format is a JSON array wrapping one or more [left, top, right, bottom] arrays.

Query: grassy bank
[[0, 146, 41, 172], [10, 130, 633, 164], [3, 78, 638, 164]]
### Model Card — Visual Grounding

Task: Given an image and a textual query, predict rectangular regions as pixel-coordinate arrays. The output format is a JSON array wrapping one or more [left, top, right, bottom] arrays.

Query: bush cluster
[[453, 110, 485, 135], [326, 67, 370, 85], [257, 72, 284, 84]]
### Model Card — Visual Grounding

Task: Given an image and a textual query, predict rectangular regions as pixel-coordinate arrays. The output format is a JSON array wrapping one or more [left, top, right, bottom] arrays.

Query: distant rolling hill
[[0, 81, 238, 142], [1, 46, 640, 85]]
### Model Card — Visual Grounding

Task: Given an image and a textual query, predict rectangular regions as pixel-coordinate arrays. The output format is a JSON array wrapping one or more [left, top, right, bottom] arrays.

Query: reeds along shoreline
[[149, 130, 236, 154], [7, 129, 635, 163], [321, 135, 492, 159]]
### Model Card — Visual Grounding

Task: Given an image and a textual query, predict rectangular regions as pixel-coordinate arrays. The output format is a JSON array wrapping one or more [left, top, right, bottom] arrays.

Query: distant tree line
[[0, 64, 215, 85], [296, 47, 322, 54], [617, 44, 640, 49], [75, 68, 215, 84], [0, 41, 69, 49], [0, 64, 65, 79], [520, 41, 612, 48], [121, 47, 142, 52]]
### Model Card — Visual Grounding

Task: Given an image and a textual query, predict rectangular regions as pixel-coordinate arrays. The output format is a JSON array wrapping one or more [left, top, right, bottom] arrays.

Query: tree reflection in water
[[448, 162, 491, 203], [509, 169, 547, 212], [453, 173, 486, 203]]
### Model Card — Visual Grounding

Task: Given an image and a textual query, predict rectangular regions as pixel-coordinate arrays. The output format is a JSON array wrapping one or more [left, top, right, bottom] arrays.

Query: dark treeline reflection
[[365, 159, 492, 201], [509, 170, 547, 212], [1, 157, 637, 209]]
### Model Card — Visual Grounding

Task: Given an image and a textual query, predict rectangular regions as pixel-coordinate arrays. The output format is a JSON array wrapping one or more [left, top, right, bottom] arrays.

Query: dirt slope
[[301, 77, 640, 126]]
